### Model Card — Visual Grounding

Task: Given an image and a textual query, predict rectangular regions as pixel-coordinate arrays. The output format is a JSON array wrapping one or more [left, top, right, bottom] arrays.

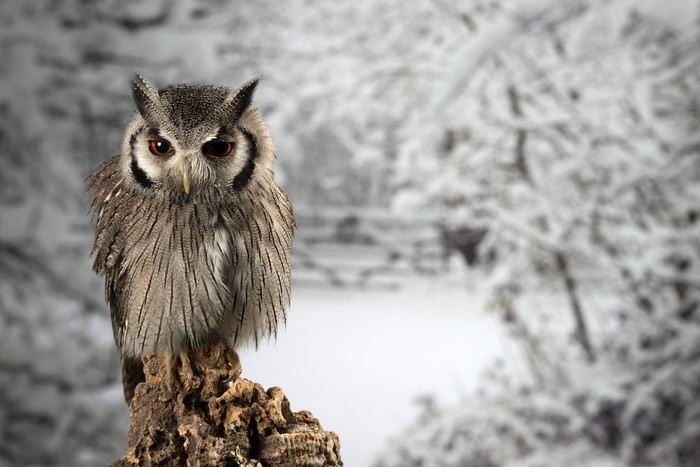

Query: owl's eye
[[149, 140, 173, 156], [204, 142, 233, 157]]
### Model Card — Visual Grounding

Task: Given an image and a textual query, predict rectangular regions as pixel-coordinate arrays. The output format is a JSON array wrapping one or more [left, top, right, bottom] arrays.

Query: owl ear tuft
[[222, 78, 260, 123], [131, 73, 163, 125]]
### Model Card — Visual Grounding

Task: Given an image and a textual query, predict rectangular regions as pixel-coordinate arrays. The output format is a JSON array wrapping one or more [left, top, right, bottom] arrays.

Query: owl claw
[[157, 346, 239, 396], [180, 352, 194, 384], [161, 352, 197, 396], [222, 347, 242, 383], [165, 353, 177, 396], [212, 342, 225, 362], [209, 342, 241, 382]]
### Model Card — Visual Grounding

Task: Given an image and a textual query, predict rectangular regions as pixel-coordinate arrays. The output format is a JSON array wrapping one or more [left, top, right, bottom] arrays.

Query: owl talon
[[180, 352, 194, 383], [211, 342, 227, 363], [222, 348, 242, 383], [225, 366, 242, 383], [161, 352, 199, 395], [165, 353, 177, 396]]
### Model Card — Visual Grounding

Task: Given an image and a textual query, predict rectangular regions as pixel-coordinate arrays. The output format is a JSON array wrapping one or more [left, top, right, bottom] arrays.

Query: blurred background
[[1, 0, 699, 465]]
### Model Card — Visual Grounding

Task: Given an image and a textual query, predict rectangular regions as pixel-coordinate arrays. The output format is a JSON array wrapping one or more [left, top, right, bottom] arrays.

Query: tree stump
[[109, 347, 342, 466]]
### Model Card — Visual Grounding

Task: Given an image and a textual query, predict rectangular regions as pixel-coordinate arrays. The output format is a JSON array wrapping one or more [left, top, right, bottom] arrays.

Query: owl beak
[[182, 168, 191, 194]]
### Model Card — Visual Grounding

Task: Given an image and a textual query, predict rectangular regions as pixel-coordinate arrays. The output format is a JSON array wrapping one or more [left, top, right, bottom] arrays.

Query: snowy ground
[[240, 274, 510, 467]]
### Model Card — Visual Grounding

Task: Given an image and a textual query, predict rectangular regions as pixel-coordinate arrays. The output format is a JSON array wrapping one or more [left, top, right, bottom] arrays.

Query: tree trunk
[[109, 347, 342, 466]]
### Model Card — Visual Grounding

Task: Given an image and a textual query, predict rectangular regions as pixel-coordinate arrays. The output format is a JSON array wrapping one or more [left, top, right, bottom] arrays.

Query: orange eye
[[149, 140, 173, 156], [204, 142, 233, 157]]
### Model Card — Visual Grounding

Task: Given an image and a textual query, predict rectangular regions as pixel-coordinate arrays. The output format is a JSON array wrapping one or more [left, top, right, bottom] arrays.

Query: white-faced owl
[[87, 74, 294, 403]]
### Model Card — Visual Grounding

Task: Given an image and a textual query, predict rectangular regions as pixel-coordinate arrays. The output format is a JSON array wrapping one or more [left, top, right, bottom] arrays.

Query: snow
[[438, 13, 517, 110], [240, 276, 509, 467], [613, 0, 698, 31], [1, 0, 699, 465]]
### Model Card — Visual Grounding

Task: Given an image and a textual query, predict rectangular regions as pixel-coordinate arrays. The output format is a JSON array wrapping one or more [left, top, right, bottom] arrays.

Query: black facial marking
[[129, 126, 155, 189], [230, 128, 258, 191]]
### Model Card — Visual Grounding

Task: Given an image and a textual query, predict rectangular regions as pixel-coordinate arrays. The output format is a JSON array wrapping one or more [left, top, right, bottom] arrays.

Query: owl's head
[[120, 73, 275, 198]]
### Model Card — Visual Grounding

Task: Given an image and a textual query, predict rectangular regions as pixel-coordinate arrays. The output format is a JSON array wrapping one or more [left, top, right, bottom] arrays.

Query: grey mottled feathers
[[87, 75, 294, 402]]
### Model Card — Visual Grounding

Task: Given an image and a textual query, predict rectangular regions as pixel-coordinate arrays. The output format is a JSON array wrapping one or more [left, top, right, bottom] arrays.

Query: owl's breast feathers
[[87, 156, 294, 358]]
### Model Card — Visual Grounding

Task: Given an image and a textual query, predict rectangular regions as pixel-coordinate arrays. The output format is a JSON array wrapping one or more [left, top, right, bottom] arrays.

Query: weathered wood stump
[[109, 347, 342, 466]]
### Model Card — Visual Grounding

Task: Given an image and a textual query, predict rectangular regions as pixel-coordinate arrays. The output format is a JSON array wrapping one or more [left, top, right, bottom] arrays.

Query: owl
[[87, 74, 294, 403]]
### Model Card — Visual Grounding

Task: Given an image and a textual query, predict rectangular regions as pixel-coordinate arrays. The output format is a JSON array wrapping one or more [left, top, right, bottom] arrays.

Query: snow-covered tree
[[379, 1, 700, 465]]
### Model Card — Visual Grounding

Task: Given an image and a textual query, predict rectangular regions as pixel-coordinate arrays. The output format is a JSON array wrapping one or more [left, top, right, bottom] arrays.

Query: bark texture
[[109, 347, 342, 466]]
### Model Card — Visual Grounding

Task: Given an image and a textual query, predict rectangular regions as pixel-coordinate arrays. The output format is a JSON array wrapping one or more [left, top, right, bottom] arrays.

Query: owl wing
[[86, 155, 132, 347], [221, 184, 295, 347], [89, 156, 157, 403]]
